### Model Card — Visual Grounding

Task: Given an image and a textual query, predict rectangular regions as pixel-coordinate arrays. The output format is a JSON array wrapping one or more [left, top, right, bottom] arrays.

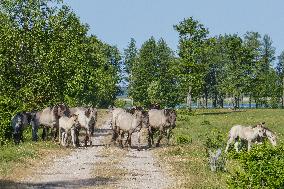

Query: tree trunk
[[220, 98, 224, 108], [249, 95, 252, 108], [213, 94, 217, 108], [282, 77, 284, 108], [186, 86, 192, 109], [234, 96, 239, 110], [197, 98, 199, 108]]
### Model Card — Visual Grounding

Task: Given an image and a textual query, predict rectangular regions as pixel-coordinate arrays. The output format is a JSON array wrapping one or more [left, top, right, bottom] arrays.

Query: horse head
[[254, 123, 266, 138]]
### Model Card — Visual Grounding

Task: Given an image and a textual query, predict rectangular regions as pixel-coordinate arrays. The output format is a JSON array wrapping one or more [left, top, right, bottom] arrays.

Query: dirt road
[[2, 112, 173, 189]]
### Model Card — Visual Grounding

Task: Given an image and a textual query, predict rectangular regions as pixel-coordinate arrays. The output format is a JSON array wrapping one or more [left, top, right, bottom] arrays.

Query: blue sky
[[64, 0, 284, 58]]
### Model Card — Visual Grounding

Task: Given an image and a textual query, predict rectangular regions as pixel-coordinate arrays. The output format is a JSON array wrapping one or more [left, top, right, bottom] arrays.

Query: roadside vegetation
[[0, 137, 67, 179], [155, 109, 284, 188]]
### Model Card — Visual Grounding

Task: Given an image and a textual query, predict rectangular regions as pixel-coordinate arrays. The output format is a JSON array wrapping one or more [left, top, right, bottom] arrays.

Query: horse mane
[[262, 126, 275, 135], [252, 123, 276, 135]]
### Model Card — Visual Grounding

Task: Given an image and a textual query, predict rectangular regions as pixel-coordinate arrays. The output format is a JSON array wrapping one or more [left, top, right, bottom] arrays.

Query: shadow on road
[[0, 177, 118, 189]]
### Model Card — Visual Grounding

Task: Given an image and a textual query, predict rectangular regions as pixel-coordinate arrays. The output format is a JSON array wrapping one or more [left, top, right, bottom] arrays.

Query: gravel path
[[117, 147, 172, 189], [3, 113, 173, 189], [20, 123, 114, 189]]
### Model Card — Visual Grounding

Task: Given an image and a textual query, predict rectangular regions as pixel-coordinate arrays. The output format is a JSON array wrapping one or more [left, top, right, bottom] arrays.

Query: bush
[[204, 129, 227, 172], [0, 96, 21, 145], [114, 99, 127, 108], [204, 129, 226, 150], [176, 135, 192, 145], [227, 144, 284, 188]]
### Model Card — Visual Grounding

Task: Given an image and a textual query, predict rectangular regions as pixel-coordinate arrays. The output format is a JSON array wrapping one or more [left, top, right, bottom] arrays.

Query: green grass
[[0, 128, 64, 178], [155, 109, 284, 188]]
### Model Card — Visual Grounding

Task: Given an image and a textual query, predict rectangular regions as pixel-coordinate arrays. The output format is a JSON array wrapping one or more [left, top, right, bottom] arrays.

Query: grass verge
[[154, 109, 284, 188]]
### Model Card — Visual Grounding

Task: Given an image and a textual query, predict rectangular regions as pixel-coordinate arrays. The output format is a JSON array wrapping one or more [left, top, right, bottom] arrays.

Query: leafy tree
[[128, 37, 180, 107], [276, 51, 284, 107], [243, 32, 262, 107], [124, 38, 138, 77], [201, 36, 227, 108], [251, 34, 276, 107], [0, 0, 120, 143], [174, 17, 209, 108]]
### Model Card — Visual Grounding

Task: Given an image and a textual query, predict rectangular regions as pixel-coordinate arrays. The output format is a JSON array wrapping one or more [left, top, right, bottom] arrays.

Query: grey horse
[[148, 108, 176, 147], [11, 112, 34, 144], [115, 108, 148, 150], [31, 104, 69, 141], [69, 107, 97, 146]]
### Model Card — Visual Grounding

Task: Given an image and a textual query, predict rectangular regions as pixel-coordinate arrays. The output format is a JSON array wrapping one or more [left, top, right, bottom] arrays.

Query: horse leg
[[234, 141, 240, 152], [31, 121, 38, 141], [61, 131, 65, 146], [118, 129, 124, 148], [42, 127, 47, 141], [247, 141, 252, 151], [75, 128, 80, 147], [88, 129, 92, 147], [151, 128, 155, 147], [58, 128, 61, 143], [54, 126, 58, 141], [166, 128, 171, 145], [123, 132, 129, 146], [156, 129, 164, 147], [137, 131, 141, 151], [128, 131, 132, 148], [63, 132, 68, 146], [71, 128, 77, 147], [225, 137, 234, 152], [20, 130, 24, 143], [84, 129, 89, 147], [148, 127, 152, 148]]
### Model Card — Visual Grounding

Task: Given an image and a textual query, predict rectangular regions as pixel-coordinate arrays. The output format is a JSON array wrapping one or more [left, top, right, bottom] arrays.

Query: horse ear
[[53, 105, 59, 116], [85, 108, 91, 117]]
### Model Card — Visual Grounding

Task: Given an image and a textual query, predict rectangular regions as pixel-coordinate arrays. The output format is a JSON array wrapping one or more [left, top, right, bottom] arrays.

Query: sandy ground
[[1, 112, 173, 189]]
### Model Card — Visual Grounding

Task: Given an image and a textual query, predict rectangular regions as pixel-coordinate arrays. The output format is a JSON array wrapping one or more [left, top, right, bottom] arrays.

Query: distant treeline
[[123, 18, 284, 109]]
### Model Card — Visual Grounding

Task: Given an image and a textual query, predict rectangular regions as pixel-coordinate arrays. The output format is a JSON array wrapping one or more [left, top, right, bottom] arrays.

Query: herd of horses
[[10, 104, 177, 150], [11, 104, 277, 152]]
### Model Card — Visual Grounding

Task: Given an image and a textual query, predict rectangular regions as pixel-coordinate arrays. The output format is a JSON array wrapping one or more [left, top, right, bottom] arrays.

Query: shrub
[[204, 129, 227, 172], [176, 135, 192, 145], [208, 148, 226, 172], [0, 96, 21, 145], [204, 129, 226, 150], [177, 109, 195, 116], [114, 99, 126, 108], [227, 144, 284, 188]]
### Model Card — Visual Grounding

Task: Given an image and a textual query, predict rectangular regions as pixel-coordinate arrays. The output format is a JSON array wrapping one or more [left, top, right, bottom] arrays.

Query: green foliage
[[0, 0, 120, 143], [227, 144, 284, 189], [176, 135, 192, 145], [114, 99, 127, 108], [204, 128, 226, 150], [174, 17, 209, 105], [127, 37, 181, 108]]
